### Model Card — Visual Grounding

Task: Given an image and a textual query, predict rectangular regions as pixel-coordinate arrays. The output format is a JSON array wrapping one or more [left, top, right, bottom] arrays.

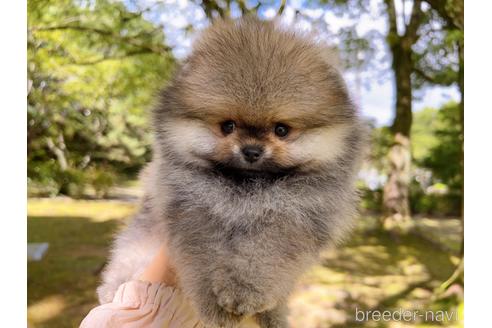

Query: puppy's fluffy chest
[[167, 170, 317, 220], [161, 169, 332, 251]]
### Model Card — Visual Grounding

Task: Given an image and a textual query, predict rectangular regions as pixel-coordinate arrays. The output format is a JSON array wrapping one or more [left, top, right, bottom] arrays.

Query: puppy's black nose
[[241, 145, 263, 163]]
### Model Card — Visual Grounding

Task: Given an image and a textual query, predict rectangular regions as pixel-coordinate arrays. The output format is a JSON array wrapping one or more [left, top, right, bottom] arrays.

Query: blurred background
[[27, 0, 463, 327]]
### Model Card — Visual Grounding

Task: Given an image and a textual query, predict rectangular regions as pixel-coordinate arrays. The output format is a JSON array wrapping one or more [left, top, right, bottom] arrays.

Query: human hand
[[138, 244, 176, 286]]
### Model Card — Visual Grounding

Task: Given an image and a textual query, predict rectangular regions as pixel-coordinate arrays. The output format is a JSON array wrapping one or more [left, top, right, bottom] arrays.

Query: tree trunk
[[383, 43, 413, 228], [46, 136, 68, 171], [383, 133, 411, 223]]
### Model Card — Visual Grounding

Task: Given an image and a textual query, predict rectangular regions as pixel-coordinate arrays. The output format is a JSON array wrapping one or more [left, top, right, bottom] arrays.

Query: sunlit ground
[[288, 217, 463, 328], [27, 198, 463, 328]]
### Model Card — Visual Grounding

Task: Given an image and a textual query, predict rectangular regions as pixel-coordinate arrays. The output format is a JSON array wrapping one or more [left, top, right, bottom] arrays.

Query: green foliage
[[409, 102, 462, 216], [86, 168, 117, 198], [359, 185, 384, 212], [27, 0, 175, 197], [367, 125, 393, 174], [411, 107, 440, 161], [411, 9, 461, 89], [410, 181, 461, 216], [421, 102, 462, 195]]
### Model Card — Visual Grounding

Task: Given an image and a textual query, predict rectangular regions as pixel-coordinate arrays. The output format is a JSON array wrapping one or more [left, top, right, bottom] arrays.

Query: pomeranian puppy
[[97, 17, 367, 328]]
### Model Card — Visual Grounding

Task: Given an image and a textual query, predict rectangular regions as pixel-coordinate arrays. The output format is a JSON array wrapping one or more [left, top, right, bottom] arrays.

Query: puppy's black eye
[[274, 123, 289, 138], [221, 120, 236, 135]]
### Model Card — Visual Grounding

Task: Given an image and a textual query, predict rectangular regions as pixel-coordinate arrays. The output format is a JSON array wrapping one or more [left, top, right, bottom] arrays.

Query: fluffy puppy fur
[[97, 17, 367, 328]]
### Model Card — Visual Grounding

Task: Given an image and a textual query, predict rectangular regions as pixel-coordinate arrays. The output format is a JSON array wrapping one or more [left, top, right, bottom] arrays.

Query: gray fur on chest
[[160, 164, 354, 253]]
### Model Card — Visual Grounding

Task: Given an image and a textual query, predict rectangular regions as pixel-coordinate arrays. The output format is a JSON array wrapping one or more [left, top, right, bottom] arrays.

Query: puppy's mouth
[[211, 163, 296, 184]]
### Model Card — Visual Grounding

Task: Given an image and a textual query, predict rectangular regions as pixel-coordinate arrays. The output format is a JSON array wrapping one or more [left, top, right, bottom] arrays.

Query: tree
[[381, 0, 424, 226], [324, 0, 462, 227], [410, 0, 463, 293], [316, 0, 461, 226], [196, 0, 285, 20], [27, 0, 175, 196], [413, 0, 463, 216]]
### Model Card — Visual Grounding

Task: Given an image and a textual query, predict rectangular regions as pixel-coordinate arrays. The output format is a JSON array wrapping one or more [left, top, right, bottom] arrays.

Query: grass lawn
[[27, 199, 137, 328], [27, 198, 463, 328]]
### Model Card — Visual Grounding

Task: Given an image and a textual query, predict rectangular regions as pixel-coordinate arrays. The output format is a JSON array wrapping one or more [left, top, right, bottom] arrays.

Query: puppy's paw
[[212, 274, 275, 316], [256, 303, 288, 328]]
